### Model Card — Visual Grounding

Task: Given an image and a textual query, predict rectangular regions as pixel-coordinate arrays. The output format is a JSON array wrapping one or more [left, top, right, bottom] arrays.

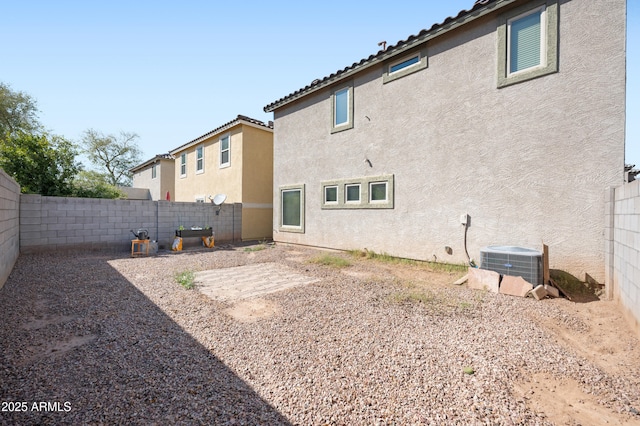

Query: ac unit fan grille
[[480, 246, 543, 285]]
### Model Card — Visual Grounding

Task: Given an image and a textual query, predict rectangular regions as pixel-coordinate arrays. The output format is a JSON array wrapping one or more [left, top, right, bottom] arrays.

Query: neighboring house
[[130, 154, 175, 201], [264, 0, 626, 283], [169, 115, 273, 241]]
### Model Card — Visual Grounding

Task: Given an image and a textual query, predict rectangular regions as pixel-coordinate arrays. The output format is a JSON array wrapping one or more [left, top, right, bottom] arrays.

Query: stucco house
[[130, 154, 175, 200], [264, 0, 626, 283], [169, 115, 274, 241]]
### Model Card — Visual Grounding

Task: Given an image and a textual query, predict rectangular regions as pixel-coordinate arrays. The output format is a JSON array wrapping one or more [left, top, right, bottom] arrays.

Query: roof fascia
[[169, 119, 272, 155], [264, 0, 514, 113]]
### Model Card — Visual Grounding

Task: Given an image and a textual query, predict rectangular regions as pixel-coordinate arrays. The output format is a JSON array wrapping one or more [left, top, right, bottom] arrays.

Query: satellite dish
[[212, 194, 227, 206]]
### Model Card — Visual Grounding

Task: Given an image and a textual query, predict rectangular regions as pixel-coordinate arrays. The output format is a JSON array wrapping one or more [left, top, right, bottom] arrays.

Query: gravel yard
[[1, 244, 639, 425]]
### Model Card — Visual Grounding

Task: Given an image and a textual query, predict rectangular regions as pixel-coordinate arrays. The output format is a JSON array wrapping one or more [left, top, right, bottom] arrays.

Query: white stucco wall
[[272, 0, 626, 282]]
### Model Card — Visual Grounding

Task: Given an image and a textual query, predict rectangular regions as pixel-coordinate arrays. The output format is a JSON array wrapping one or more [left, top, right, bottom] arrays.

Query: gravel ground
[[1, 244, 639, 425]]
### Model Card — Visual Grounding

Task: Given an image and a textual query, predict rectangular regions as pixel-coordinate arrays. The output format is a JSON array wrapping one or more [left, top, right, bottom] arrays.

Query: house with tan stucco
[[169, 115, 273, 241], [130, 154, 175, 200], [264, 0, 626, 283]]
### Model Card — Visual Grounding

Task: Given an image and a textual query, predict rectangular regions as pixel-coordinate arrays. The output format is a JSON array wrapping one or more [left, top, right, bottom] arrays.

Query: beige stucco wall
[[174, 128, 243, 203], [173, 123, 273, 240], [272, 0, 626, 282], [242, 208, 273, 241], [132, 158, 175, 201], [242, 125, 274, 204]]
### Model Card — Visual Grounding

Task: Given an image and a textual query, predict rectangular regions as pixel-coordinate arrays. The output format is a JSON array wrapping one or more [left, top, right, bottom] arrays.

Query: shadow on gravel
[[0, 252, 291, 425]]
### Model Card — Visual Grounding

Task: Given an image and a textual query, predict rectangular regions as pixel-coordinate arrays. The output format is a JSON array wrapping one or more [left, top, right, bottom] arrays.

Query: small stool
[[131, 239, 150, 257]]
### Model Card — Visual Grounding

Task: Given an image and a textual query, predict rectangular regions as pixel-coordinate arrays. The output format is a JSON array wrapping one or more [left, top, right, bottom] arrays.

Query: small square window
[[180, 153, 187, 177], [345, 184, 361, 203], [324, 185, 338, 204], [369, 182, 387, 202], [220, 135, 230, 167]]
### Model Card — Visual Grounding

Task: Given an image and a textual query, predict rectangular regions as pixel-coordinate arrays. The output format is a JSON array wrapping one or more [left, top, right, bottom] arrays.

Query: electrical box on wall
[[460, 213, 469, 226]]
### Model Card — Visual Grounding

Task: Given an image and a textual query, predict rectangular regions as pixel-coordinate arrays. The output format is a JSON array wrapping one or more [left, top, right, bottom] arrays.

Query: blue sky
[[1, 1, 638, 168]]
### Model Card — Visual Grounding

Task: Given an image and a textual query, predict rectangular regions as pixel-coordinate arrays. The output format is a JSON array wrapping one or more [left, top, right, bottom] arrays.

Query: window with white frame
[[220, 135, 230, 167], [369, 181, 388, 203], [151, 164, 157, 179], [508, 7, 544, 75], [383, 48, 428, 84], [280, 184, 305, 233], [331, 85, 353, 133], [345, 184, 361, 203], [321, 175, 394, 210], [180, 153, 186, 177], [324, 185, 338, 205], [196, 145, 204, 174], [497, 0, 558, 88]]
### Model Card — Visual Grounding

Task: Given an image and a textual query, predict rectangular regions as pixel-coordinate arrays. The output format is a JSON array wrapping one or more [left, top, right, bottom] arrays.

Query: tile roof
[[169, 114, 273, 154], [264, 0, 504, 112], [130, 153, 174, 173]]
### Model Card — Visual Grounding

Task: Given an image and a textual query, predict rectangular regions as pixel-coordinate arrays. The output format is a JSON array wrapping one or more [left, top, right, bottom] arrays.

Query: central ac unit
[[480, 246, 543, 285]]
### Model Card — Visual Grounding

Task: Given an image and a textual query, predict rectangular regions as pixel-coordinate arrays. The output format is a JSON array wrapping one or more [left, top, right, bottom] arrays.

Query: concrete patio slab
[[195, 262, 320, 302]]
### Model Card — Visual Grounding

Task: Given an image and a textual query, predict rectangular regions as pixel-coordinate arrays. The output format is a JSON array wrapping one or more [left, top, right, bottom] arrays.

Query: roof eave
[[264, 0, 514, 113], [169, 118, 273, 155]]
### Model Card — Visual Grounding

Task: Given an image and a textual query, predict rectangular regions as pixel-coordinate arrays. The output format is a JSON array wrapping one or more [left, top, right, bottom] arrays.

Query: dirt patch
[[22, 314, 77, 330], [224, 298, 280, 323], [513, 373, 636, 425]]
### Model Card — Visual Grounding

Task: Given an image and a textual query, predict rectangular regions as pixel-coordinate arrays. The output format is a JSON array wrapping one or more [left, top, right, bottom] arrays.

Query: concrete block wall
[[157, 201, 242, 248], [0, 169, 20, 290], [605, 180, 640, 328], [19, 196, 242, 253]]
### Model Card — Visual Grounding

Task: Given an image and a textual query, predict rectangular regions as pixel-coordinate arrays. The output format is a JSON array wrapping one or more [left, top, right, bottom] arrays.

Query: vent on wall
[[480, 246, 543, 285]]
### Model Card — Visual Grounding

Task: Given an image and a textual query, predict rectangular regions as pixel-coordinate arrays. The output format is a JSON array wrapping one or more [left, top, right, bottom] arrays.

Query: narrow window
[[345, 184, 361, 203], [324, 185, 338, 204], [334, 89, 349, 126], [151, 164, 157, 179], [220, 135, 230, 167], [195, 145, 204, 173], [180, 153, 186, 177], [282, 189, 301, 227], [389, 54, 420, 74], [331, 85, 353, 133], [369, 182, 388, 202], [508, 8, 544, 74]]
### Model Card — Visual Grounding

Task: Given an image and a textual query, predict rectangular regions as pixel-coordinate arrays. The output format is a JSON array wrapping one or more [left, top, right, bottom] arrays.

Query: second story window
[[220, 135, 230, 167], [180, 153, 186, 177], [196, 145, 204, 174], [331, 84, 354, 133], [508, 7, 544, 75], [151, 164, 157, 179]]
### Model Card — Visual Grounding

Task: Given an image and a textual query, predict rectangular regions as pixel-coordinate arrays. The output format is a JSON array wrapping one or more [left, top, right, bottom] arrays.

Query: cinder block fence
[[19, 195, 242, 253], [0, 170, 20, 290], [605, 180, 640, 328]]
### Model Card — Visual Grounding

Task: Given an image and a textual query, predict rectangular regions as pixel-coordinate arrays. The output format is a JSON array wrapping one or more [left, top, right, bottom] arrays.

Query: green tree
[[0, 83, 42, 142], [72, 170, 124, 199], [81, 129, 141, 186], [0, 133, 79, 196]]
